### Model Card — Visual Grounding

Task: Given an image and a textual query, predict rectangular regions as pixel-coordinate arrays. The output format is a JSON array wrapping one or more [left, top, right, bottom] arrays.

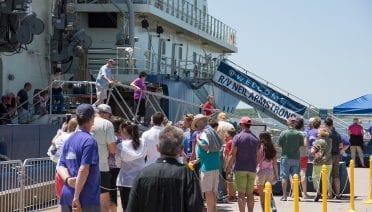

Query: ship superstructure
[[0, 0, 240, 121]]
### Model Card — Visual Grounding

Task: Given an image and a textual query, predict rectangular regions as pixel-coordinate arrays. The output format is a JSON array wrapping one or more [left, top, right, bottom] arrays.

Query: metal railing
[[76, 0, 237, 47], [0, 158, 57, 212], [0, 86, 50, 124], [86, 47, 217, 81]]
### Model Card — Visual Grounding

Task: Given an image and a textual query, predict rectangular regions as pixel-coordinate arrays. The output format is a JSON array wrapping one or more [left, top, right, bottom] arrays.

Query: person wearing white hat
[[92, 103, 117, 211]]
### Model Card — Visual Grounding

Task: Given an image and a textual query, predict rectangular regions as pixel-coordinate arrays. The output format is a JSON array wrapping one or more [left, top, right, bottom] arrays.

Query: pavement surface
[[42, 167, 372, 212]]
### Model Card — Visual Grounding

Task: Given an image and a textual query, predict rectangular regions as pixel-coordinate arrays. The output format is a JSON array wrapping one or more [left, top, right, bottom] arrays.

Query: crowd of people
[[47, 98, 367, 212]]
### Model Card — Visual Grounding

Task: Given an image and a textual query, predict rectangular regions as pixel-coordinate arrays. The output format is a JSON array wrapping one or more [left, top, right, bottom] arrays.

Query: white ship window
[[88, 13, 117, 28]]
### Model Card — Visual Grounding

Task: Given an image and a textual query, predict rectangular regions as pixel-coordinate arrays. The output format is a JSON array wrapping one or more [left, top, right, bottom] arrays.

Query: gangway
[[212, 59, 349, 134]]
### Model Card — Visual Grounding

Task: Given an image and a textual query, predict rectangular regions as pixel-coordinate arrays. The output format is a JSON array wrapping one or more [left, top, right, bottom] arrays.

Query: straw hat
[[191, 114, 208, 130]]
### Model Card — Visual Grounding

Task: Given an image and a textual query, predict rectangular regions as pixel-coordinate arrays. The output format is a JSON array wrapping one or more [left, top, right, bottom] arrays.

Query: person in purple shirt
[[368, 126, 372, 141], [226, 116, 259, 212], [57, 104, 100, 212], [130, 71, 147, 124]]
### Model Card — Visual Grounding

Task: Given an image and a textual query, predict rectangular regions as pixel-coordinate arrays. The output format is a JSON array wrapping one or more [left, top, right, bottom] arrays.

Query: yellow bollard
[[364, 156, 372, 204], [293, 174, 299, 212], [321, 165, 328, 212], [349, 160, 356, 212], [264, 182, 272, 212]]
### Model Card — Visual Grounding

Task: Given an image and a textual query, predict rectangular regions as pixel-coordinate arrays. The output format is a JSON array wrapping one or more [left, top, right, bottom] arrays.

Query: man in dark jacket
[[127, 126, 203, 212]]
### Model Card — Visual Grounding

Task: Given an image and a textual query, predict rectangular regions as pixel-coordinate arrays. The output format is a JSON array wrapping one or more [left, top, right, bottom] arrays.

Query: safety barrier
[[0, 157, 57, 212], [321, 165, 328, 212], [364, 156, 372, 204], [349, 160, 356, 212]]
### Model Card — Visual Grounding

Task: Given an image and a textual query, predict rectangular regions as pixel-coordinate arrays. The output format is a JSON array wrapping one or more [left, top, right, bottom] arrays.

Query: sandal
[[280, 196, 287, 201]]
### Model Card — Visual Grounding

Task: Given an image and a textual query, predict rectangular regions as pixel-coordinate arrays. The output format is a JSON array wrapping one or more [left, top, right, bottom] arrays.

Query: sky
[[208, 0, 372, 109]]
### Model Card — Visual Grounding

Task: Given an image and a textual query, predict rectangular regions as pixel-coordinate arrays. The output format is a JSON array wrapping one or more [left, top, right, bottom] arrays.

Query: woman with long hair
[[116, 121, 147, 211], [256, 131, 278, 210], [108, 116, 125, 212]]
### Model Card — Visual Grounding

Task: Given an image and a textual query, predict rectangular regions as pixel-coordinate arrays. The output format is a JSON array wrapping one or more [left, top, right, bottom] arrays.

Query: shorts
[[331, 155, 340, 178], [235, 171, 256, 193], [300, 156, 308, 169], [280, 158, 300, 181], [200, 170, 219, 193], [349, 134, 363, 147], [109, 168, 120, 205], [96, 87, 108, 101], [256, 168, 275, 185], [118, 186, 131, 210], [100, 171, 112, 193]]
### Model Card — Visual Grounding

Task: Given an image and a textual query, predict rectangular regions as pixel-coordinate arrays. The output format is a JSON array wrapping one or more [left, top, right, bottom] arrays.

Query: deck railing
[[76, 0, 237, 48]]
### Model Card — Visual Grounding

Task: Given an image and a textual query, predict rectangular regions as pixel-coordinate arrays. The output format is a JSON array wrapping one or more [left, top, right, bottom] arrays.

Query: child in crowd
[[223, 128, 237, 201], [256, 131, 278, 210], [39, 90, 49, 115]]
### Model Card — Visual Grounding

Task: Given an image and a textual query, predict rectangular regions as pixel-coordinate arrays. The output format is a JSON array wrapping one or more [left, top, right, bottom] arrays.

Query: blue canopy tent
[[333, 94, 372, 115]]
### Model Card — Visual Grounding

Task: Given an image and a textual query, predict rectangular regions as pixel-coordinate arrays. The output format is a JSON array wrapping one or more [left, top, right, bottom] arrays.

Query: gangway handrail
[[224, 59, 349, 128], [0, 85, 50, 124]]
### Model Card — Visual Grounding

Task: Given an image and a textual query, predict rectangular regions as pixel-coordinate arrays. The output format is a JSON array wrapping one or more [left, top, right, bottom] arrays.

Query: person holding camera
[[311, 126, 332, 202]]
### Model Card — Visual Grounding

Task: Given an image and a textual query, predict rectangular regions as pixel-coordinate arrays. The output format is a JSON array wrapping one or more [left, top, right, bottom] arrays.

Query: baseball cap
[[97, 104, 112, 114], [76, 104, 95, 120], [239, 116, 251, 124]]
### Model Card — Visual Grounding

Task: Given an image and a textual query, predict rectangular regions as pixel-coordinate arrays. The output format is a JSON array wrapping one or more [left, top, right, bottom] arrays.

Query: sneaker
[[228, 196, 238, 202], [313, 194, 321, 202], [217, 197, 229, 203]]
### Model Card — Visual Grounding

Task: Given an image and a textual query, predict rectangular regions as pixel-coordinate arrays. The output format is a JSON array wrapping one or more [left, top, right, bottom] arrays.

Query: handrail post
[[18, 164, 25, 212], [293, 174, 299, 212], [349, 160, 356, 212], [364, 156, 372, 204], [321, 165, 328, 212], [264, 182, 272, 212]]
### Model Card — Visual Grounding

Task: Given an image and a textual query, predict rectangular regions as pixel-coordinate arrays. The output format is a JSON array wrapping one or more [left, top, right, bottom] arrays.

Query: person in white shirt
[[141, 112, 165, 166], [116, 121, 147, 211], [91, 104, 116, 212]]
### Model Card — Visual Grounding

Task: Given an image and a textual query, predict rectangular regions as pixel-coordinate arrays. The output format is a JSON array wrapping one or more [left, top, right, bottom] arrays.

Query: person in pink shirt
[[348, 118, 365, 167], [130, 71, 147, 124]]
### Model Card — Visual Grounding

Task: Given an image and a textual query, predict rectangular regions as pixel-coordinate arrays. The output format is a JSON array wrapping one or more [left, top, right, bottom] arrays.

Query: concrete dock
[[42, 166, 372, 212]]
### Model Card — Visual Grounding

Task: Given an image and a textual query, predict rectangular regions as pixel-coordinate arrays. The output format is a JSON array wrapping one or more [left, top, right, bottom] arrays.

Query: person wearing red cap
[[278, 117, 304, 201], [226, 116, 259, 212]]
